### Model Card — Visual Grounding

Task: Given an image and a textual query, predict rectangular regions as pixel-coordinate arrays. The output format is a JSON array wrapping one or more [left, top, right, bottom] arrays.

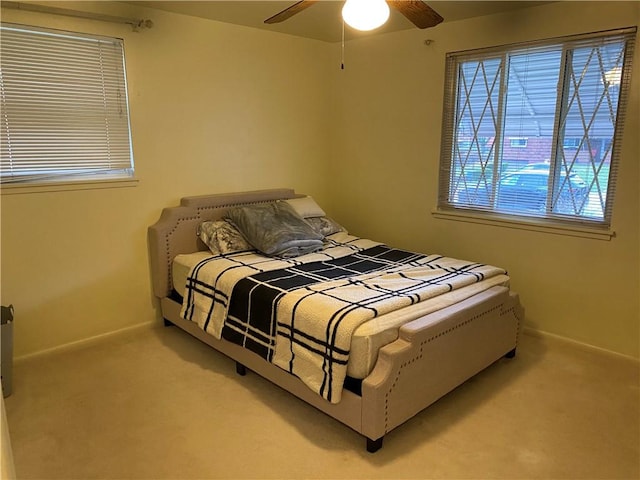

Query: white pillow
[[285, 196, 326, 218]]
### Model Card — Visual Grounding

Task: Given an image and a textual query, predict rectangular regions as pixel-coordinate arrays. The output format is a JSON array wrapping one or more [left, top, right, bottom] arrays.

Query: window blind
[[438, 28, 636, 229], [0, 23, 134, 184]]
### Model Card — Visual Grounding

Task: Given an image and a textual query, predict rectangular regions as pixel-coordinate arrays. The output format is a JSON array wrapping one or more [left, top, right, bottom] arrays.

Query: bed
[[148, 188, 524, 452]]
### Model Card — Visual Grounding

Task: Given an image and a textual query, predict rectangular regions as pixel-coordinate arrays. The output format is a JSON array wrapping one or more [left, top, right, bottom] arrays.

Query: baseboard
[[14, 321, 156, 364], [522, 327, 639, 363], [13, 322, 638, 364]]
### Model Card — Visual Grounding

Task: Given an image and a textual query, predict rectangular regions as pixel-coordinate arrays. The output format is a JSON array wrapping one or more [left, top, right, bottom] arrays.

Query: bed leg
[[366, 436, 383, 453], [505, 348, 516, 358], [163, 318, 174, 327], [236, 362, 247, 376]]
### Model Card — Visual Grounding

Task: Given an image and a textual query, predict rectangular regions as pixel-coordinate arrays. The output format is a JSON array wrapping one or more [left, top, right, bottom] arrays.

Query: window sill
[[0, 178, 139, 195], [432, 208, 615, 241]]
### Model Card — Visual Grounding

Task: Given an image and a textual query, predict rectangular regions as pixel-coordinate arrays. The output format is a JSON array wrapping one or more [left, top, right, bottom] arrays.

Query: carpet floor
[[4, 325, 639, 479]]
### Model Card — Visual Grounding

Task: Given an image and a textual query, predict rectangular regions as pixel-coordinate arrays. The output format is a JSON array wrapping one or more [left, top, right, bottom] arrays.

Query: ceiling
[[131, 1, 551, 43]]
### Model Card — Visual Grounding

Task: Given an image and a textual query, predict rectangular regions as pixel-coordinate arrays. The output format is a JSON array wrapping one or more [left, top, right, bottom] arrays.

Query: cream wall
[[328, 1, 640, 358], [1, 1, 638, 360], [0, 2, 333, 357]]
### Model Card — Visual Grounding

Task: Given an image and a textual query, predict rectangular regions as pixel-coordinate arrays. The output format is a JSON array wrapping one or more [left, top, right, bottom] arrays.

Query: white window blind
[[0, 23, 134, 184], [438, 28, 636, 230]]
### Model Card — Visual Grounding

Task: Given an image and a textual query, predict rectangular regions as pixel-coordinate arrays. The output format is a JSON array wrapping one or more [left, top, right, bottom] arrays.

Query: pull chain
[[341, 19, 345, 70]]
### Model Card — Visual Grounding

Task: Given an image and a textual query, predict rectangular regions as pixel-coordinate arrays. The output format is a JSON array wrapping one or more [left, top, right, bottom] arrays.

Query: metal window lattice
[[439, 28, 636, 229], [451, 57, 502, 209]]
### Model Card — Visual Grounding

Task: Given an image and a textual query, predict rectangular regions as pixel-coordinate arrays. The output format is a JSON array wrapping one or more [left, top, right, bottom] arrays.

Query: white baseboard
[[522, 326, 639, 363], [14, 321, 156, 364], [14, 322, 639, 364]]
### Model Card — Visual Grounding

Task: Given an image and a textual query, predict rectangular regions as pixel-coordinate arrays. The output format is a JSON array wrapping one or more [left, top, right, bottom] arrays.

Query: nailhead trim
[[383, 302, 518, 432], [159, 198, 293, 296]]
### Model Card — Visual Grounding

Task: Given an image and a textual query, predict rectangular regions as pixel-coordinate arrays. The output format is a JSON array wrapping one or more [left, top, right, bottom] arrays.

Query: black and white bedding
[[181, 233, 507, 403]]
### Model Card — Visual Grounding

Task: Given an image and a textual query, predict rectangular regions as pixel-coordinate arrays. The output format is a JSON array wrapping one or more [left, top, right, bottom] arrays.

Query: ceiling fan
[[264, 0, 444, 31]]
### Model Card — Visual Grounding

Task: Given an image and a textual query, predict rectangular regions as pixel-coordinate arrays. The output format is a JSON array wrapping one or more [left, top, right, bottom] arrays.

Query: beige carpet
[[4, 325, 639, 479]]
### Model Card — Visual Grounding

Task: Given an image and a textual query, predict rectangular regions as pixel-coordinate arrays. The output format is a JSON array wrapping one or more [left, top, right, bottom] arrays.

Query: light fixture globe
[[604, 66, 622, 86], [342, 0, 390, 31]]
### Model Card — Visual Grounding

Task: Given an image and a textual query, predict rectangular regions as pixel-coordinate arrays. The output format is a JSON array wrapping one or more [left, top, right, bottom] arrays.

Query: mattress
[[173, 252, 510, 379]]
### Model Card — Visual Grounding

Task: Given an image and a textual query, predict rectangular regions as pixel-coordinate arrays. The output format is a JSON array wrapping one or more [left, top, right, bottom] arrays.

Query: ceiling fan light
[[342, 0, 390, 31]]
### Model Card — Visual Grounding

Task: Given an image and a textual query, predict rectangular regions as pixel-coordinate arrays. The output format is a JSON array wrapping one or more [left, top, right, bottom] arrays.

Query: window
[[0, 23, 134, 186], [438, 28, 636, 229]]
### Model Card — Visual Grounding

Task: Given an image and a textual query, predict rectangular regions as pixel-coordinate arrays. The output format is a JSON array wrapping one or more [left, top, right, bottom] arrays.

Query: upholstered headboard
[[148, 188, 300, 298]]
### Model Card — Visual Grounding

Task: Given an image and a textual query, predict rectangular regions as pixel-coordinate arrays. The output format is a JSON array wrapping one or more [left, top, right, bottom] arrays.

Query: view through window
[[438, 28, 636, 229]]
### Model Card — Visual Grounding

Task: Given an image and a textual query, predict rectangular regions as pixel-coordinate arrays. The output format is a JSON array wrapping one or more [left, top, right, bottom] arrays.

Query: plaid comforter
[[181, 233, 506, 403]]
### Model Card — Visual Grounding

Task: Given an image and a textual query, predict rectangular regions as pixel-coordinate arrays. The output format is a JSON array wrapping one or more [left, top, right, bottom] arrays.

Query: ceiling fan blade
[[387, 0, 443, 29], [264, 0, 319, 24]]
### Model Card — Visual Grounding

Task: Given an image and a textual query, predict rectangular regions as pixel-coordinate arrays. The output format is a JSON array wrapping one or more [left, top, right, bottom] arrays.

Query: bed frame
[[148, 189, 524, 452]]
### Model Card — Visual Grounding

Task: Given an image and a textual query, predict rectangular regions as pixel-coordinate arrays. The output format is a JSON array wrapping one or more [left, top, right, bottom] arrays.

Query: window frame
[[0, 22, 136, 192], [436, 28, 636, 236]]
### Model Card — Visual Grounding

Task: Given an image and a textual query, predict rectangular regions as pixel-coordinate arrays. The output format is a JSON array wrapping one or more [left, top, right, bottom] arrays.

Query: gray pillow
[[224, 201, 324, 258]]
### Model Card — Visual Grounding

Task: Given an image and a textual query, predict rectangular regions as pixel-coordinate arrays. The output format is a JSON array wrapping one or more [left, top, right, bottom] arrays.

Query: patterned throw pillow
[[197, 220, 252, 256], [305, 216, 346, 237]]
